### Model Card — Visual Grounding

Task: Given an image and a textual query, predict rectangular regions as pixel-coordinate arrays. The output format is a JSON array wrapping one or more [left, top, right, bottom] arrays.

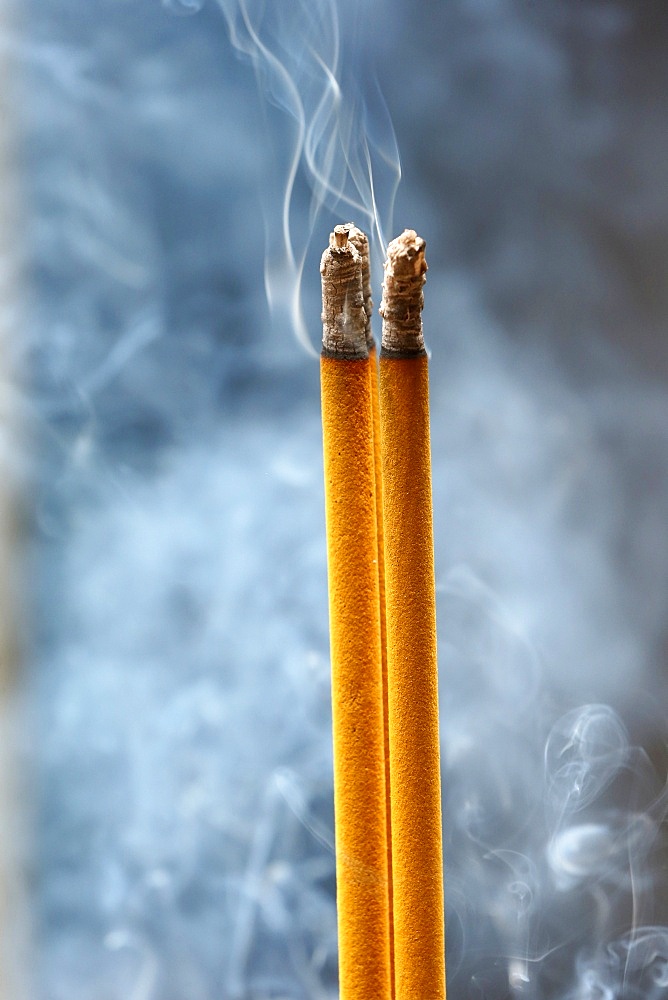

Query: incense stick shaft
[[321, 355, 393, 1000], [380, 354, 445, 1000]]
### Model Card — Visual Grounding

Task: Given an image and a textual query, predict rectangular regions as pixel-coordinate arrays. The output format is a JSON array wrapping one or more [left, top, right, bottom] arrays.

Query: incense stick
[[320, 226, 392, 999], [379, 230, 446, 1000], [342, 220, 395, 998]]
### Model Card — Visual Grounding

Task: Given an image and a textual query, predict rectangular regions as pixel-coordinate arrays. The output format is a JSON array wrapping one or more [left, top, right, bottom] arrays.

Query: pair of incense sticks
[[320, 225, 446, 999]]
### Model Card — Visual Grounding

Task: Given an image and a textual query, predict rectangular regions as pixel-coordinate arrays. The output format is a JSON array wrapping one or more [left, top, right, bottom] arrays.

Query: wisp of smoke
[[213, 0, 400, 353]]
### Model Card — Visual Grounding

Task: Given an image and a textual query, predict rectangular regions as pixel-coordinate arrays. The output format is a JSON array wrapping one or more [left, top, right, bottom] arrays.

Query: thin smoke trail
[[213, 0, 401, 352]]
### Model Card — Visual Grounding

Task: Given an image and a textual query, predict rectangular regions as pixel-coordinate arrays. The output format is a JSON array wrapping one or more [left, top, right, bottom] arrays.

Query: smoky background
[[3, 0, 668, 997]]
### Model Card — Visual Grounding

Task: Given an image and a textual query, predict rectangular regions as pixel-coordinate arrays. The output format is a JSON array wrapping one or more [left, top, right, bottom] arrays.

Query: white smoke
[[214, 0, 400, 354]]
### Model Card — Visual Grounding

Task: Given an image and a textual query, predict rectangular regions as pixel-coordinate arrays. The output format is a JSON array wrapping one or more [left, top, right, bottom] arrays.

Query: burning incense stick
[[341, 221, 395, 996], [320, 226, 392, 999], [379, 230, 446, 1000]]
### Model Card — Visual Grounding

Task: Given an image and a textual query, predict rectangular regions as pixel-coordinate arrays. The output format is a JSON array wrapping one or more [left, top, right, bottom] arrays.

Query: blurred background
[[1, 0, 668, 997]]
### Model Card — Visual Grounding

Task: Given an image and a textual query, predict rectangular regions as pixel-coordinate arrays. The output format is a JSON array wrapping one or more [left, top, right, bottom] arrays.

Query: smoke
[[10, 0, 668, 998], [213, 0, 400, 353]]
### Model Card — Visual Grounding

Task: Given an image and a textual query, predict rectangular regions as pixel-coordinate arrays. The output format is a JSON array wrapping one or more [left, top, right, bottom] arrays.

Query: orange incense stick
[[342, 222, 395, 998], [379, 230, 446, 1000], [320, 226, 392, 999]]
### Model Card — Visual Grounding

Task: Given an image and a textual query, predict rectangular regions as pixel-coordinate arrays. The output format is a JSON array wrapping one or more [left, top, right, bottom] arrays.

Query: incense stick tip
[[341, 222, 367, 251], [332, 225, 349, 249], [380, 229, 427, 355], [320, 231, 367, 358], [340, 223, 373, 349], [387, 229, 427, 278]]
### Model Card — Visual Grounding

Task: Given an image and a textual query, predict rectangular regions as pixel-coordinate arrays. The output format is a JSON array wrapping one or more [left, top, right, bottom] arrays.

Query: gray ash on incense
[[342, 223, 373, 350], [380, 229, 427, 356], [320, 225, 367, 358]]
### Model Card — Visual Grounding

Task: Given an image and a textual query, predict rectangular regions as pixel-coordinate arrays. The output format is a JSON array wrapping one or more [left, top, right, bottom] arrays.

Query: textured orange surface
[[321, 355, 393, 1000], [369, 344, 395, 998], [379, 353, 446, 1000]]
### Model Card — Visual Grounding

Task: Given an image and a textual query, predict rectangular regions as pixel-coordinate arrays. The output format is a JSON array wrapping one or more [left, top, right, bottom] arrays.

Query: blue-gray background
[[13, 0, 668, 997]]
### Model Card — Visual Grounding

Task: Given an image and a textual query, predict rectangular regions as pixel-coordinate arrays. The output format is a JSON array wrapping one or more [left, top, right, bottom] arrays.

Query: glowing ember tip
[[380, 229, 428, 356]]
